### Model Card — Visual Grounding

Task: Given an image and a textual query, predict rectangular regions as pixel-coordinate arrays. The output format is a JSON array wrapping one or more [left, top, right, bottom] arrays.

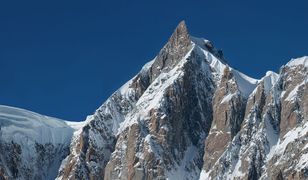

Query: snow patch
[[199, 48, 226, 76], [190, 36, 210, 49], [262, 71, 279, 94], [232, 69, 258, 97], [297, 151, 308, 170], [118, 47, 195, 134], [166, 145, 200, 180], [221, 93, 236, 104], [284, 82, 304, 102], [267, 121, 308, 161], [199, 170, 210, 180]]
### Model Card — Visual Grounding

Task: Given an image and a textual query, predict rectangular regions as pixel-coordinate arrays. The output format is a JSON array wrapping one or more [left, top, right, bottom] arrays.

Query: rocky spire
[[167, 20, 191, 51], [149, 20, 192, 81]]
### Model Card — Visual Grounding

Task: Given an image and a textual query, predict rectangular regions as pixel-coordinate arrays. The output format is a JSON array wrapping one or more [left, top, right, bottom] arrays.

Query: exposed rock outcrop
[[1, 21, 306, 180], [57, 22, 308, 180]]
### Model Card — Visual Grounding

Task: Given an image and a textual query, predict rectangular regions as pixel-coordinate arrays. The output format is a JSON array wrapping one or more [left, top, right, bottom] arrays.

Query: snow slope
[[0, 105, 74, 145], [0, 105, 83, 180]]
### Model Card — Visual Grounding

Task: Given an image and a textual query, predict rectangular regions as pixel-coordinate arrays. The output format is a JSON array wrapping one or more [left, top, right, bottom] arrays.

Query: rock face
[[57, 21, 216, 180], [0, 21, 307, 180], [56, 21, 308, 180], [200, 60, 308, 179], [203, 66, 247, 173]]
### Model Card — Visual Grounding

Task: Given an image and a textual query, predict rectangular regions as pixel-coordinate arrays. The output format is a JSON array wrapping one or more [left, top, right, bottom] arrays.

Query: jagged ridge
[[0, 21, 307, 180], [57, 21, 308, 180], [56, 21, 308, 180]]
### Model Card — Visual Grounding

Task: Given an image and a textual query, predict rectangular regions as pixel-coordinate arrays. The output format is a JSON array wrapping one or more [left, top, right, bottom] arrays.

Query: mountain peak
[[175, 20, 188, 34], [2, 22, 308, 180], [168, 20, 190, 48], [148, 21, 192, 81]]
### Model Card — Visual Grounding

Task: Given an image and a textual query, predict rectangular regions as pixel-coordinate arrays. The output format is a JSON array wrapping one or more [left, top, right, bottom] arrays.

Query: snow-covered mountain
[[0, 21, 307, 180], [0, 105, 82, 179]]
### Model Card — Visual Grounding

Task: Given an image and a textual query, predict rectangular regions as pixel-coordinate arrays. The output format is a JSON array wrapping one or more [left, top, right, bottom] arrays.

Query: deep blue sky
[[1, 0, 307, 121]]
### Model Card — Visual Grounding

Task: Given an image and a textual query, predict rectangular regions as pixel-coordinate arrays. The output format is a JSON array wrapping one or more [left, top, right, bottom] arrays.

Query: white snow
[[144, 134, 154, 153], [297, 151, 308, 170], [231, 69, 259, 97], [199, 170, 210, 180], [264, 115, 279, 152], [191, 37, 227, 78], [190, 36, 210, 49], [267, 121, 308, 161], [220, 93, 236, 104], [119, 58, 155, 96], [0, 105, 74, 145], [65, 120, 86, 130], [280, 91, 286, 99], [118, 46, 194, 134], [198, 48, 226, 76], [119, 78, 134, 95], [286, 56, 308, 67], [262, 71, 279, 94], [141, 58, 155, 72], [166, 145, 200, 180], [144, 134, 163, 159], [160, 124, 169, 131], [284, 82, 304, 102], [194, 38, 259, 98]]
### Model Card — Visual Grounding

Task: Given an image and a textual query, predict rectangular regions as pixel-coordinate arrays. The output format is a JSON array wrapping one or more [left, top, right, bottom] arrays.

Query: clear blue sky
[[1, 0, 307, 121]]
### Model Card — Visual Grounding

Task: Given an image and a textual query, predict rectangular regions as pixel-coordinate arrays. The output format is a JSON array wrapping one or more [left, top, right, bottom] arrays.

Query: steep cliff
[[57, 22, 308, 180], [0, 21, 306, 180]]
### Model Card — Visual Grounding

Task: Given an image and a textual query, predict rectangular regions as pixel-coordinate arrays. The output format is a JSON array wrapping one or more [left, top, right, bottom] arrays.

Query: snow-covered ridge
[[191, 36, 259, 97], [0, 105, 75, 145], [231, 69, 259, 97], [65, 120, 86, 130], [197, 47, 226, 76], [286, 56, 308, 67], [190, 36, 210, 48]]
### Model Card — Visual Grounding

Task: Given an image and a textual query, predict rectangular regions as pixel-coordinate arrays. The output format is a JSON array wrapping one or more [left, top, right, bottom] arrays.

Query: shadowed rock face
[[55, 21, 308, 180], [0, 138, 71, 180], [104, 44, 215, 180]]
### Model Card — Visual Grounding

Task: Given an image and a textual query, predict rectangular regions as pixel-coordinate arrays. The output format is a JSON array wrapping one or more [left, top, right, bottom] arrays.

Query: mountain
[[0, 21, 307, 180], [0, 105, 77, 179]]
